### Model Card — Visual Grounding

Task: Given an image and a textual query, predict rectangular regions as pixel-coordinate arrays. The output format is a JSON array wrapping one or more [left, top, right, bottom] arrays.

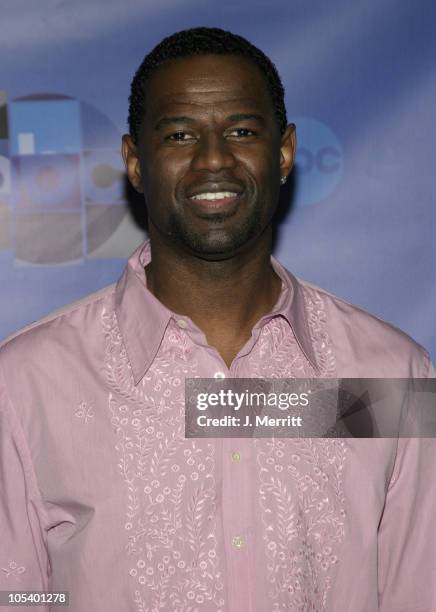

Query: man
[[0, 27, 434, 612]]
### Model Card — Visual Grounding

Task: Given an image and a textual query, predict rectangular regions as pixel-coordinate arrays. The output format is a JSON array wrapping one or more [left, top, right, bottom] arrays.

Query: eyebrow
[[154, 112, 266, 131], [154, 116, 195, 131], [225, 113, 266, 125]]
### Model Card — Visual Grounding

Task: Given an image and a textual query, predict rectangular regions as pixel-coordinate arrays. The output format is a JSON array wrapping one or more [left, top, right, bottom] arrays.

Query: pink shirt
[[0, 241, 434, 611]]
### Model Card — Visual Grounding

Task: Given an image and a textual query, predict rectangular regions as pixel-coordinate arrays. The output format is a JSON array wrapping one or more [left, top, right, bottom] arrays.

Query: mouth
[[189, 190, 241, 208]]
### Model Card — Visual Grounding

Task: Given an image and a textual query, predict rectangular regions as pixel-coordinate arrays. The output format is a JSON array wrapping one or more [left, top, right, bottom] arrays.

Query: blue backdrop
[[1, 0, 435, 361]]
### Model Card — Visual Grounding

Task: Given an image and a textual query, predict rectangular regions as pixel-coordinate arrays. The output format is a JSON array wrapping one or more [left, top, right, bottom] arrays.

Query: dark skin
[[122, 54, 296, 367]]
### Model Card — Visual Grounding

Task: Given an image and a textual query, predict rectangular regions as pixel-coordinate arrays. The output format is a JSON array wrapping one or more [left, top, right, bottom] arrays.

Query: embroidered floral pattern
[[254, 287, 346, 611], [103, 310, 224, 611], [75, 401, 94, 423], [304, 287, 336, 378], [256, 438, 347, 610], [101, 282, 346, 611], [1, 561, 26, 579], [247, 318, 314, 378]]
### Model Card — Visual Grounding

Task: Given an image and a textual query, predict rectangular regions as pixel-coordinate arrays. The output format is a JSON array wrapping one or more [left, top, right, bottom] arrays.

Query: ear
[[121, 134, 144, 193], [279, 123, 296, 177]]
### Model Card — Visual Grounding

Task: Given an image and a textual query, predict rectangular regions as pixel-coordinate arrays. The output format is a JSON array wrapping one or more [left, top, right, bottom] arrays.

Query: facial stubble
[[164, 204, 265, 260]]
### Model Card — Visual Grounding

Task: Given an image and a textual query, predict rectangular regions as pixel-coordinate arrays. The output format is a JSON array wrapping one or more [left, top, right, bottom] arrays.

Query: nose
[[190, 132, 237, 173]]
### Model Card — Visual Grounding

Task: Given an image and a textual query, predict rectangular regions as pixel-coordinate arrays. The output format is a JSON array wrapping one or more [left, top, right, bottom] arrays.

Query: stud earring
[[280, 175, 287, 185]]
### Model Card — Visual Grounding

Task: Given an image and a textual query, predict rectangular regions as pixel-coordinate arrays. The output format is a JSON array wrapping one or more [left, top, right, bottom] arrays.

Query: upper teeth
[[191, 191, 238, 200]]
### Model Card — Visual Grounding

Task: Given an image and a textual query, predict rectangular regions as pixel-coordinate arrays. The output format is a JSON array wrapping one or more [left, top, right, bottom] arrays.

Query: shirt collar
[[115, 240, 320, 385]]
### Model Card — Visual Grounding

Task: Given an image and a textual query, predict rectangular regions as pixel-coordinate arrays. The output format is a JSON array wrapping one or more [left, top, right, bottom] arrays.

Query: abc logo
[[292, 117, 343, 208]]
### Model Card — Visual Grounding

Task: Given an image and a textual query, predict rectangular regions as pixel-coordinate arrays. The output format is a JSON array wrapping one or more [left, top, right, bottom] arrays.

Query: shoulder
[[296, 277, 431, 377], [0, 283, 116, 368]]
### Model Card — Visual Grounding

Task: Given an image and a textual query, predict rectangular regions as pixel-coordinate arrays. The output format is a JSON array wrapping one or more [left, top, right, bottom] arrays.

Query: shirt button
[[214, 372, 226, 379], [231, 451, 241, 463], [231, 535, 245, 549], [176, 319, 188, 329]]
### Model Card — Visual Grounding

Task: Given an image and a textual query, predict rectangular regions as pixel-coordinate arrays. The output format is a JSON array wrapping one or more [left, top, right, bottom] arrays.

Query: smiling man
[[122, 48, 294, 367], [0, 27, 435, 612]]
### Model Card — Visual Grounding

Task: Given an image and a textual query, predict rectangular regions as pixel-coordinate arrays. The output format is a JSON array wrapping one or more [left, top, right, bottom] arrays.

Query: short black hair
[[127, 27, 287, 144]]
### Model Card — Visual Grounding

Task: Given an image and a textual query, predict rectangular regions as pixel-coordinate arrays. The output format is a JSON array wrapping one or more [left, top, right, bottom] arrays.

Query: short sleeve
[[0, 367, 49, 608]]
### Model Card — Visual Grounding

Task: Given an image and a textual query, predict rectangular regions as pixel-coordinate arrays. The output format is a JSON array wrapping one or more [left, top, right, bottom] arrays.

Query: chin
[[180, 232, 260, 261], [168, 215, 264, 260]]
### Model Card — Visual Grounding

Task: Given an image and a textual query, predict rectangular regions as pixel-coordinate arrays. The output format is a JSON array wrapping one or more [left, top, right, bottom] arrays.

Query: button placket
[[222, 438, 254, 610]]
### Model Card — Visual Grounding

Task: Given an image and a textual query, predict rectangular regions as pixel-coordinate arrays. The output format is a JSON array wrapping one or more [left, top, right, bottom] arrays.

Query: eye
[[166, 131, 196, 142], [226, 127, 256, 138]]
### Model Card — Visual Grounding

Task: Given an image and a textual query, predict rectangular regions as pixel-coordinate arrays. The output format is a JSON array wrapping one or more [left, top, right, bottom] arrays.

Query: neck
[[145, 228, 281, 365]]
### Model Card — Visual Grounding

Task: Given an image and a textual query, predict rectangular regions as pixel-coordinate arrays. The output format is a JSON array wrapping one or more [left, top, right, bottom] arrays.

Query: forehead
[[144, 54, 274, 118]]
